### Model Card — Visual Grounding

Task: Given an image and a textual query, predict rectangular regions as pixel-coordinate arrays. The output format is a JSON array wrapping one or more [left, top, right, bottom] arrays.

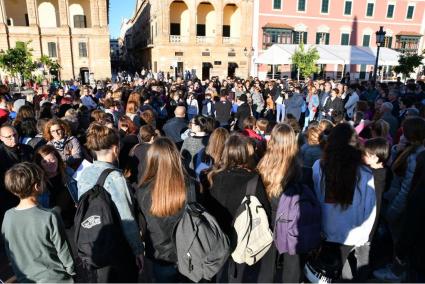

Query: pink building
[[252, 0, 425, 80]]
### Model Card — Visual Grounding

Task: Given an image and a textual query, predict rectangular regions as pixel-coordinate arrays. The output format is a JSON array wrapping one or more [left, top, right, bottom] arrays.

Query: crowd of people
[[0, 73, 425, 283]]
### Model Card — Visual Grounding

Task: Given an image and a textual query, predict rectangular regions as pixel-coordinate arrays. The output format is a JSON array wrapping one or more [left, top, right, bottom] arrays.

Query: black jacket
[[235, 103, 251, 130], [0, 143, 33, 219], [162, 117, 188, 145], [215, 100, 232, 125]]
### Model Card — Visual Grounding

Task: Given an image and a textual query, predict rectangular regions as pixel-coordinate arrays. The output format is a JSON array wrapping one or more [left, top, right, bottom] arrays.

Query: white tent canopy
[[255, 44, 401, 66]]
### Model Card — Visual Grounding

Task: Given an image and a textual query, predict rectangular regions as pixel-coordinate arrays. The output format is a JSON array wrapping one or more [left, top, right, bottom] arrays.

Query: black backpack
[[74, 168, 133, 269]]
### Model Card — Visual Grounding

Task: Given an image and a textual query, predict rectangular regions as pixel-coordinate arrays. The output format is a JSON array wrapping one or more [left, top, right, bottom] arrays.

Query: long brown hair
[[139, 137, 186, 217], [205, 127, 229, 164], [207, 133, 255, 186], [257, 124, 300, 199], [392, 117, 425, 176]]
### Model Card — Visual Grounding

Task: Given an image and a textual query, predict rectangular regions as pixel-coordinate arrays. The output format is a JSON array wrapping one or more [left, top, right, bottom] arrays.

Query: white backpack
[[232, 175, 273, 266]]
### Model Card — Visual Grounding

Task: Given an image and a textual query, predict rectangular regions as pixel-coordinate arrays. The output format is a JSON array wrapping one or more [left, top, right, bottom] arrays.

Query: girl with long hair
[[204, 133, 271, 282], [34, 145, 78, 228], [374, 117, 425, 281], [137, 137, 190, 282], [257, 123, 304, 282], [309, 123, 376, 281]]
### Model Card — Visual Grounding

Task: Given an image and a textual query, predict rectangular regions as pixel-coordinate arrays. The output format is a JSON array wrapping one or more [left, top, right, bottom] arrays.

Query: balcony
[[196, 36, 215, 44], [169, 35, 189, 43], [222, 37, 240, 45]]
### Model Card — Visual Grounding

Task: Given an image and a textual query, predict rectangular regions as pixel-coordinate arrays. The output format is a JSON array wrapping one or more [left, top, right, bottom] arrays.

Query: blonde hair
[[257, 124, 300, 198]]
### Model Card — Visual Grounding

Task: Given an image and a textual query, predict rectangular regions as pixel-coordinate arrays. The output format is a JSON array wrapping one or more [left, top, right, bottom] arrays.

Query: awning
[[255, 44, 292, 64], [255, 44, 402, 66]]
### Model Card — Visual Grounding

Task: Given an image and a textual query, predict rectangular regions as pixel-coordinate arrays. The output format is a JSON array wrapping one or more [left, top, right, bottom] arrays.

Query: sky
[[109, 0, 136, 38]]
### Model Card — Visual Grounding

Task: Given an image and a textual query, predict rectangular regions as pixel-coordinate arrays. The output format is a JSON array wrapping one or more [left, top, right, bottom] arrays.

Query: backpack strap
[[96, 168, 117, 187], [245, 175, 259, 196]]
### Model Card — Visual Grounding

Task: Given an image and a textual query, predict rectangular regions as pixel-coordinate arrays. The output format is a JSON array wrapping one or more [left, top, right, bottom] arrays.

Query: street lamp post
[[244, 47, 255, 78], [373, 26, 386, 83]]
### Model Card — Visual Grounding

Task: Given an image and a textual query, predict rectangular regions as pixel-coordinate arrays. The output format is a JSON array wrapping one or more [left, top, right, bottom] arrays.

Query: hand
[[136, 253, 144, 272]]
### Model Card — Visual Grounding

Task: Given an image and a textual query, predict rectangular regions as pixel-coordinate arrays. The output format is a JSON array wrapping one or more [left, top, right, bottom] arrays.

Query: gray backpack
[[174, 183, 230, 282]]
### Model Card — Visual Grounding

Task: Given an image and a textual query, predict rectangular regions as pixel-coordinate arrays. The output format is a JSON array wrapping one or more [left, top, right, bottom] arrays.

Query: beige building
[[0, 0, 111, 81], [126, 0, 254, 80]]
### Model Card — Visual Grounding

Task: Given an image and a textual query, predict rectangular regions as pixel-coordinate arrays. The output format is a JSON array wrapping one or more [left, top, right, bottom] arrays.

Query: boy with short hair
[[1, 162, 75, 283]]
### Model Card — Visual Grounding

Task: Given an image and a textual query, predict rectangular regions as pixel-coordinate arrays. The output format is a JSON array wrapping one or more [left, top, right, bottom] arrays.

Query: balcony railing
[[169, 35, 189, 43], [196, 36, 215, 44], [222, 37, 240, 44]]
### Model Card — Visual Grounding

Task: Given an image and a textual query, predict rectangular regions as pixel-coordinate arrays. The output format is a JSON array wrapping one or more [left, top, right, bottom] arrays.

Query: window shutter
[[325, 33, 330, 45], [303, 32, 308, 44]]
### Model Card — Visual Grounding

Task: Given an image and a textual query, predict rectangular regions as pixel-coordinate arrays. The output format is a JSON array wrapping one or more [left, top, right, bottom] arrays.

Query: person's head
[[17, 119, 37, 138], [139, 124, 158, 143], [14, 105, 35, 124], [86, 122, 120, 161], [306, 124, 322, 146], [140, 109, 155, 126], [208, 133, 255, 185], [388, 90, 398, 102], [238, 94, 248, 105], [174, 106, 186, 118], [380, 102, 393, 114], [125, 101, 138, 114], [117, 115, 136, 134], [127, 91, 141, 107], [370, 119, 390, 139], [363, 137, 389, 168], [0, 125, 18, 148], [331, 88, 339, 98], [321, 123, 362, 209], [257, 123, 300, 198], [34, 145, 65, 178], [140, 137, 186, 217], [43, 118, 70, 141], [205, 127, 230, 165], [256, 118, 269, 134], [190, 115, 209, 133], [324, 82, 332, 92], [242, 116, 256, 130], [5, 162, 45, 199]]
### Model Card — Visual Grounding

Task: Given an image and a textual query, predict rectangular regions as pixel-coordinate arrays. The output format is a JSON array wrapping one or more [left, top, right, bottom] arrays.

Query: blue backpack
[[274, 183, 321, 255]]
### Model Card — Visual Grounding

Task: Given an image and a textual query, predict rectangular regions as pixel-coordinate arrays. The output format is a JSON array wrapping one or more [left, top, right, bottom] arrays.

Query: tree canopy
[[291, 43, 320, 79]]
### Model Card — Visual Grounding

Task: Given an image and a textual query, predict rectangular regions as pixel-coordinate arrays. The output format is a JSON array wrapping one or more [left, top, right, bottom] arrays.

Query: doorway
[[202, 62, 212, 80], [80, 67, 90, 85], [227, 62, 238, 78]]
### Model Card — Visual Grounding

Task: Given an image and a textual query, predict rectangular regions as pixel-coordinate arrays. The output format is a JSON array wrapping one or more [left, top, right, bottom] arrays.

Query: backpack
[[274, 183, 321, 255], [232, 175, 273, 266], [174, 182, 230, 282], [74, 168, 133, 269]]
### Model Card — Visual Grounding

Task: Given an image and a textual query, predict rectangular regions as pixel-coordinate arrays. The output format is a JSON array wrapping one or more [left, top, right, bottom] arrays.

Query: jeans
[[276, 103, 286, 123]]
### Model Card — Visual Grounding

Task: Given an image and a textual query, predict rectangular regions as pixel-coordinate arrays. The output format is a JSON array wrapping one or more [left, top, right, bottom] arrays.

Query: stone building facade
[[126, 0, 254, 80], [0, 0, 111, 81]]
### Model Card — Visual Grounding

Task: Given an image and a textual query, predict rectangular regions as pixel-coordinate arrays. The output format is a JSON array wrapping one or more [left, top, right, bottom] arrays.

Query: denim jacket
[[77, 161, 144, 256]]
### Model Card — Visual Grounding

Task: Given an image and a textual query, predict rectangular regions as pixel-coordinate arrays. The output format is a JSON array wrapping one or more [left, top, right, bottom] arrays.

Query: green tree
[[393, 51, 424, 81], [0, 41, 37, 86], [291, 43, 320, 80], [38, 55, 62, 81]]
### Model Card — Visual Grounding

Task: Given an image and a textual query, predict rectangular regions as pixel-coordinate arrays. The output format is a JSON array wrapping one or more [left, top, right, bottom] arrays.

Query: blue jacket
[[385, 145, 425, 222], [77, 161, 144, 256]]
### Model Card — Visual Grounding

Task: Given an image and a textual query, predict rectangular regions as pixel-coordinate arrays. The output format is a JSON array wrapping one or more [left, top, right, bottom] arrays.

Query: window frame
[[406, 4, 415, 20], [340, 33, 350, 45], [73, 14, 87, 28], [272, 0, 283, 11], [316, 32, 330, 45], [78, 42, 88, 58], [297, 0, 307, 12], [343, 0, 352, 16], [362, 34, 371, 47], [320, 0, 330, 14], [293, 31, 308, 44], [47, 42, 57, 58], [386, 2, 396, 19], [365, 1, 375, 18]]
